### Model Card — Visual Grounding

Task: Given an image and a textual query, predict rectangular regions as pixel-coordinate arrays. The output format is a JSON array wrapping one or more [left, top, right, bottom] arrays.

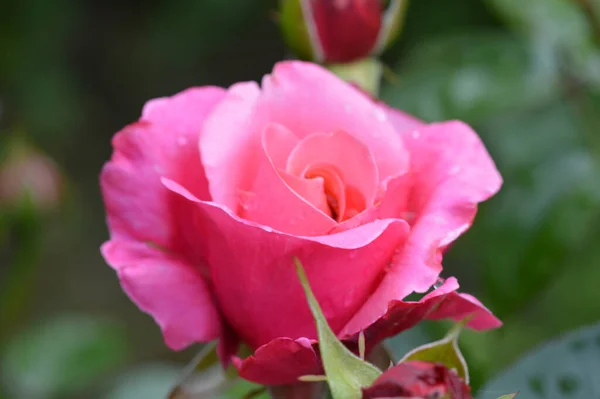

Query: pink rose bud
[[280, 0, 408, 63], [0, 141, 62, 211], [362, 360, 472, 399]]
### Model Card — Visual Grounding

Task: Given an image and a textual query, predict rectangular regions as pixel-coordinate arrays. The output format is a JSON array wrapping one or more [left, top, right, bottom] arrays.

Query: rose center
[[304, 163, 366, 222]]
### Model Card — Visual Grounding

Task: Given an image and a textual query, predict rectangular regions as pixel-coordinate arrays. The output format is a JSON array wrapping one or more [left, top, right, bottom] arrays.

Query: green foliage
[[399, 324, 469, 384], [167, 342, 265, 398], [382, 0, 600, 391], [104, 362, 268, 399], [294, 258, 382, 399], [480, 322, 600, 399], [2, 0, 600, 397], [1, 316, 129, 399]]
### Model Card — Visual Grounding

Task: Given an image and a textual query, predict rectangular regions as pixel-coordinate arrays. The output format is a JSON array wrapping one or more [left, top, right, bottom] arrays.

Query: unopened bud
[[279, 0, 409, 63], [0, 140, 62, 211]]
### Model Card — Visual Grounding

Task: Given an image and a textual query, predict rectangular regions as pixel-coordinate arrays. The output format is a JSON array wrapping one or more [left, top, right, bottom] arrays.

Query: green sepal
[[294, 258, 382, 399], [399, 321, 470, 384]]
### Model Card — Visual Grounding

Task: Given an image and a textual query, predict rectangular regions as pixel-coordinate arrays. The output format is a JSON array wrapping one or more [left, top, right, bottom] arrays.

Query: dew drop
[[411, 130, 421, 139], [177, 136, 188, 146], [344, 104, 353, 113], [449, 165, 461, 175], [374, 107, 387, 122]]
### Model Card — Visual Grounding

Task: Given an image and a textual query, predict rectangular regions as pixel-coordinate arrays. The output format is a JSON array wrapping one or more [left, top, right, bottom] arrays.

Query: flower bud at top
[[0, 139, 62, 211], [279, 0, 408, 63]]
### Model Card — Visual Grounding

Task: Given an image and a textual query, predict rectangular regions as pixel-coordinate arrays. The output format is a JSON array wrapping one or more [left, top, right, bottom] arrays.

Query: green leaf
[[294, 258, 382, 399], [1, 315, 129, 399], [495, 394, 518, 399], [480, 322, 600, 398], [399, 323, 469, 384]]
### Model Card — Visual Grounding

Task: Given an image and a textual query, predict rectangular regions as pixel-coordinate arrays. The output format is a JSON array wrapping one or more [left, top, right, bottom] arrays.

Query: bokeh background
[[1, 0, 599, 398]]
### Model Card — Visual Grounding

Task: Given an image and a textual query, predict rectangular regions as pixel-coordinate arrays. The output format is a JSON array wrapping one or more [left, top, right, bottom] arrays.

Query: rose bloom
[[362, 360, 472, 399], [100, 62, 502, 385]]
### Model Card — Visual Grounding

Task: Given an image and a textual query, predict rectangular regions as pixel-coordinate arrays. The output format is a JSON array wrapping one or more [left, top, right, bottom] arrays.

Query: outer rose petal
[[101, 86, 226, 249], [233, 338, 321, 385], [342, 120, 502, 336], [162, 177, 410, 350], [100, 87, 226, 349], [101, 241, 221, 349], [259, 61, 409, 182], [353, 278, 502, 351], [200, 82, 262, 211]]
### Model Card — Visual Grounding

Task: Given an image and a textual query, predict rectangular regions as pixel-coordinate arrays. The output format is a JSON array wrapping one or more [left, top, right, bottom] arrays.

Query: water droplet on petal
[[449, 165, 461, 175], [374, 107, 387, 122], [177, 136, 188, 146], [411, 130, 421, 139]]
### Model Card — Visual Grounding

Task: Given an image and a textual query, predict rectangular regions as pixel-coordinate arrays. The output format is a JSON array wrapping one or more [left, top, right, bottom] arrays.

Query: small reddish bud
[[362, 360, 472, 399], [280, 0, 408, 63], [0, 140, 62, 211]]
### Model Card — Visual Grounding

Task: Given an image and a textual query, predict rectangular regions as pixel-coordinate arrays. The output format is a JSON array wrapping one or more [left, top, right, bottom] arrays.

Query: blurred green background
[[1, 0, 599, 398]]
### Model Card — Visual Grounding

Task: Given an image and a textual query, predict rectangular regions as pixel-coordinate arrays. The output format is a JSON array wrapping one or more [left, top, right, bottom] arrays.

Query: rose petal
[[233, 337, 321, 385], [262, 122, 300, 170], [101, 240, 221, 349], [426, 291, 503, 331], [342, 120, 502, 336], [200, 82, 262, 211], [100, 86, 225, 249], [286, 130, 379, 207], [162, 177, 410, 349], [259, 61, 409, 182], [381, 102, 425, 133], [279, 171, 331, 217], [352, 278, 501, 349], [100, 87, 225, 350], [235, 126, 337, 235]]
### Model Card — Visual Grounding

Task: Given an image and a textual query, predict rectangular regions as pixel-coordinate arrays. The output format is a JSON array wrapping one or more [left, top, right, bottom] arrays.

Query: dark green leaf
[[480, 322, 600, 399]]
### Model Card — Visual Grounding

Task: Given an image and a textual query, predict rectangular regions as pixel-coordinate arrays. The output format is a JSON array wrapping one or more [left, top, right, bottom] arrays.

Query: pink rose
[[100, 61, 502, 385]]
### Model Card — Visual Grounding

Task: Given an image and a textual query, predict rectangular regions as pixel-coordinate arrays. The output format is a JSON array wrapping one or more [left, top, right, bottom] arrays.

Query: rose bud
[[362, 360, 472, 399], [100, 61, 502, 385], [279, 0, 409, 63], [0, 140, 62, 211]]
